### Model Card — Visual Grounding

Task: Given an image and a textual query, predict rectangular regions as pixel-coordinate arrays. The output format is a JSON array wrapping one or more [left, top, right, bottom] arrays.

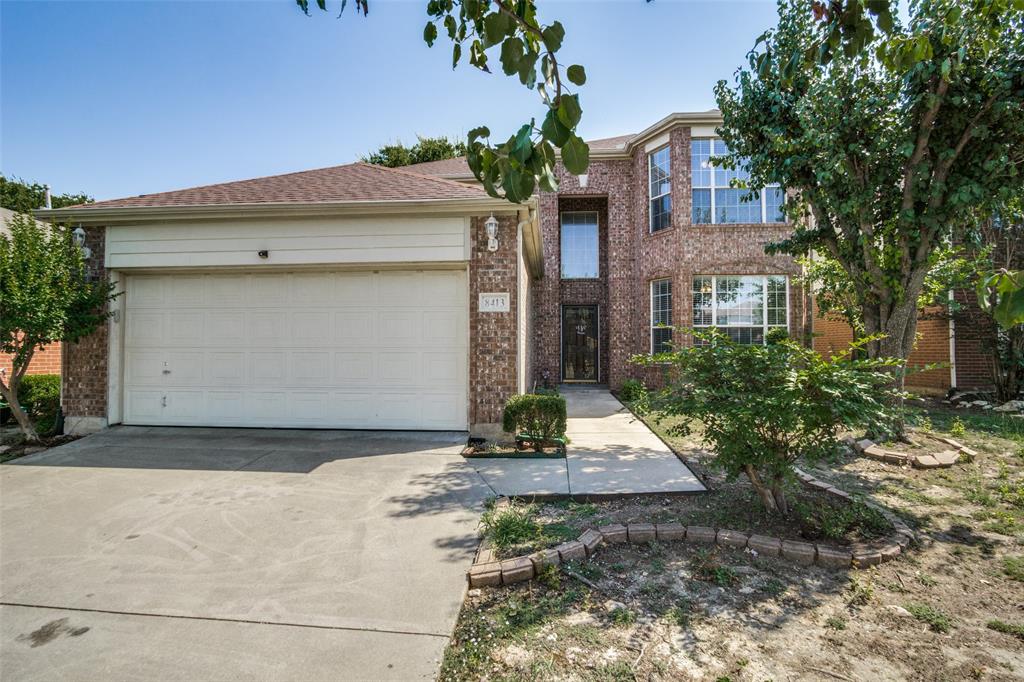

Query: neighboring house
[[0, 207, 62, 379], [39, 110, 808, 437]]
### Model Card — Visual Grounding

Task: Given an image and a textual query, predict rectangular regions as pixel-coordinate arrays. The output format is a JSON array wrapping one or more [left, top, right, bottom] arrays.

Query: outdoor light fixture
[[72, 226, 92, 260], [484, 213, 499, 252]]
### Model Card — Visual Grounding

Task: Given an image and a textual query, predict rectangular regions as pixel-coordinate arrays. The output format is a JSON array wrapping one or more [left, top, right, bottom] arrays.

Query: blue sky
[[1, 0, 782, 201]]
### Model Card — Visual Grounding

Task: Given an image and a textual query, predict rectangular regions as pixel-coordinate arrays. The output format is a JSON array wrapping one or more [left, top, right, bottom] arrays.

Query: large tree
[[0, 214, 117, 441], [298, 0, 590, 202], [715, 0, 1024, 428], [363, 135, 467, 167], [0, 175, 92, 213]]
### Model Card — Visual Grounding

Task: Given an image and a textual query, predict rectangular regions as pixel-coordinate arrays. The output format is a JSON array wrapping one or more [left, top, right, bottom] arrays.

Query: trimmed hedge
[[502, 394, 567, 451], [18, 373, 60, 435]]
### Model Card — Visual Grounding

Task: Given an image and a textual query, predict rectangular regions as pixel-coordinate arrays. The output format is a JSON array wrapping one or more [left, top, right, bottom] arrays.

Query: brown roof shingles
[[69, 162, 489, 210]]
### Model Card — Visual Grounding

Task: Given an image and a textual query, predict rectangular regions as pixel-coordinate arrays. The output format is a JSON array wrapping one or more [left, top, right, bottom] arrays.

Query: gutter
[[35, 196, 531, 225]]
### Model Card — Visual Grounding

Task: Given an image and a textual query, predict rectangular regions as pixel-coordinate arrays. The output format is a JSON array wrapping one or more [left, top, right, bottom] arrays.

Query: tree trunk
[[0, 382, 39, 443], [770, 478, 789, 515], [861, 292, 920, 439], [745, 465, 780, 514]]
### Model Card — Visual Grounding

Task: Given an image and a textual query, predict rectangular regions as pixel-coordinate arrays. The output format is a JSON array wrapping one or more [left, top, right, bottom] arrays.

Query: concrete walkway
[[468, 388, 705, 497]]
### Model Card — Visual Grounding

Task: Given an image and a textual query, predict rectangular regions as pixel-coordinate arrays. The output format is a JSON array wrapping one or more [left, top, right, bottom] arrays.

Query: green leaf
[[500, 37, 524, 76], [444, 15, 457, 40], [510, 123, 533, 164], [517, 51, 538, 88], [540, 108, 571, 146], [566, 64, 586, 86], [423, 21, 438, 47], [468, 126, 490, 144], [556, 94, 582, 129], [541, 21, 565, 52], [483, 11, 513, 48], [561, 134, 590, 175], [452, 42, 462, 69]]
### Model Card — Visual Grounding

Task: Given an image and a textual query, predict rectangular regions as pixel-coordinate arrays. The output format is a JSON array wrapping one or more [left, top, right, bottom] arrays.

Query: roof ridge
[[356, 161, 483, 192]]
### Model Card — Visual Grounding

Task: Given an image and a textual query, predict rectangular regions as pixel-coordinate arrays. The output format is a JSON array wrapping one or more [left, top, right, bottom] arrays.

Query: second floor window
[[560, 211, 599, 279], [648, 146, 672, 232], [692, 138, 785, 225]]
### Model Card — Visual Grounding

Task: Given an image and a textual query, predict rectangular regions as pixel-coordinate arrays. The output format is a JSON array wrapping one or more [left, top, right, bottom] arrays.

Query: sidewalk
[[467, 388, 706, 498]]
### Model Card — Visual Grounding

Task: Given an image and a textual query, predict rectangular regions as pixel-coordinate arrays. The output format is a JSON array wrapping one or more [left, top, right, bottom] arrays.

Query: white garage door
[[122, 270, 468, 430]]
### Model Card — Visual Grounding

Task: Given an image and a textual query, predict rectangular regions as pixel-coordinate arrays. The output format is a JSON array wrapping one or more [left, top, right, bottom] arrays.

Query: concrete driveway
[[0, 426, 490, 681]]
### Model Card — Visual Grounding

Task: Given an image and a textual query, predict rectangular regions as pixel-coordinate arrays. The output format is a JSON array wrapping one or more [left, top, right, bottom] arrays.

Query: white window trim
[[648, 146, 671, 233], [692, 138, 784, 225], [693, 274, 790, 343], [650, 278, 673, 353], [559, 210, 600, 279]]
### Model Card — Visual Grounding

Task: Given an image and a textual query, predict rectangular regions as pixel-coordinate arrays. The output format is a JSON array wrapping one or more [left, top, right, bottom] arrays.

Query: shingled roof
[[65, 162, 489, 210]]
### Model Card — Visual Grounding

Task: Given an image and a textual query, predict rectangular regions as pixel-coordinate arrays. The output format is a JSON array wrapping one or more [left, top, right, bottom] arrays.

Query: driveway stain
[[17, 618, 90, 647]]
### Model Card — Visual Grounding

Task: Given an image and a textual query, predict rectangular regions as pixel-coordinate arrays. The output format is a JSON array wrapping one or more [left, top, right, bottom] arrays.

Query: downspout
[[948, 289, 957, 390], [516, 208, 535, 395]]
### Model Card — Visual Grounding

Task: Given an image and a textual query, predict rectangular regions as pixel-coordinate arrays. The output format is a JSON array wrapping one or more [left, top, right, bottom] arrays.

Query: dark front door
[[562, 305, 599, 382]]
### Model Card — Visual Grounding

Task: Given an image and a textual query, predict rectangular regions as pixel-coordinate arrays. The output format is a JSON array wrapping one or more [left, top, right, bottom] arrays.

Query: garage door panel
[[123, 270, 468, 430]]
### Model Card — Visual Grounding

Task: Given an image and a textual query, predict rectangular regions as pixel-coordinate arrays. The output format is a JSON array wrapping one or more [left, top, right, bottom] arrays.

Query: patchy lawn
[[440, 400, 1024, 681]]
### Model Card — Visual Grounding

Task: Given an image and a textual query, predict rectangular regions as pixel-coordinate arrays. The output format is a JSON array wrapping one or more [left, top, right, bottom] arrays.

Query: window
[[648, 146, 672, 232], [692, 275, 788, 344], [651, 278, 673, 353], [560, 212, 599, 279], [691, 138, 784, 224]]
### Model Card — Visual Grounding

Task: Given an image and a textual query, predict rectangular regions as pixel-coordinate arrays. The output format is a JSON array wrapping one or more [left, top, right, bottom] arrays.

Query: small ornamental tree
[[636, 331, 900, 514], [0, 213, 118, 441]]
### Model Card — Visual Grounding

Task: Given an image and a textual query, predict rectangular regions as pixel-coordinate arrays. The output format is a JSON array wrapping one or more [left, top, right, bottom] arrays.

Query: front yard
[[440, 400, 1024, 681]]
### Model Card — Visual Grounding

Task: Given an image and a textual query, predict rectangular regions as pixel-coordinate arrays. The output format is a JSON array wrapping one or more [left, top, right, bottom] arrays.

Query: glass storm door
[[562, 305, 599, 382]]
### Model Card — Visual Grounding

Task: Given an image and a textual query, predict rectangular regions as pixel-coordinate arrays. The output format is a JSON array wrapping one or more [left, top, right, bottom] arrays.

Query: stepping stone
[[932, 450, 961, 466], [856, 439, 875, 452], [913, 454, 941, 469], [862, 444, 887, 459]]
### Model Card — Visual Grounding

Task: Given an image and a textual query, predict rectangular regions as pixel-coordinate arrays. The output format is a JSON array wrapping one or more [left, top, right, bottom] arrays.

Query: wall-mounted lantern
[[72, 226, 92, 260], [484, 213, 499, 252]]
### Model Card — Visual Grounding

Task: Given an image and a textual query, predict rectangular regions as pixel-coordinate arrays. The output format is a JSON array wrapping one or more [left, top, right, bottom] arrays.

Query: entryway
[[561, 305, 599, 382]]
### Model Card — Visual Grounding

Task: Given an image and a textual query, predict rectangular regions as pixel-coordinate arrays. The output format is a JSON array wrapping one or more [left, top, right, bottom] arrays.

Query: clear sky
[[1, 0, 782, 201]]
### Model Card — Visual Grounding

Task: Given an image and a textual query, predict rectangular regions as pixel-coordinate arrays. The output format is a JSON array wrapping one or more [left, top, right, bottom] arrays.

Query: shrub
[[18, 373, 60, 436], [502, 393, 567, 451], [765, 327, 790, 344], [635, 331, 900, 514], [619, 378, 647, 402]]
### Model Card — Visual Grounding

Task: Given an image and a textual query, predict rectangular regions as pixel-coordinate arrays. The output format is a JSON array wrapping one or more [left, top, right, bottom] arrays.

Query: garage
[[122, 269, 468, 430]]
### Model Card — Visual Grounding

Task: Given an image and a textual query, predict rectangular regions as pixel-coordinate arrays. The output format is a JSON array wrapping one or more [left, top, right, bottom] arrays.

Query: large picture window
[[651, 278, 673, 353], [692, 275, 788, 344], [648, 146, 672, 233], [691, 139, 785, 225], [560, 211, 599, 279]]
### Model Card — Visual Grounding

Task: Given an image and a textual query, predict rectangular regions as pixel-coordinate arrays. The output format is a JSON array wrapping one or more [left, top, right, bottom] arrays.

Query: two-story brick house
[[39, 110, 807, 438]]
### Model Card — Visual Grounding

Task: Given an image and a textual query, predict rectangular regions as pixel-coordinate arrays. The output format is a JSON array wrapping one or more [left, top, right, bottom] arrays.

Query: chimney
[[44, 185, 52, 209]]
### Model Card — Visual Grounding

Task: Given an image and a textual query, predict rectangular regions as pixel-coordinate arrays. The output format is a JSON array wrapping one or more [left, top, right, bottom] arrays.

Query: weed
[[949, 416, 966, 437], [916, 573, 937, 587], [536, 563, 561, 589], [1003, 556, 1024, 581], [986, 619, 1024, 641], [905, 602, 952, 633], [609, 607, 637, 626], [481, 503, 541, 551], [667, 598, 693, 627], [846, 572, 875, 606], [825, 615, 847, 630], [762, 578, 786, 597], [982, 510, 1021, 536], [609, 562, 630, 573], [650, 557, 666, 574]]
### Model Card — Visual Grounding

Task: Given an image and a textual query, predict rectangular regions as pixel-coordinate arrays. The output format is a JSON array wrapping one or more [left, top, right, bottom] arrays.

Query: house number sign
[[479, 292, 510, 313]]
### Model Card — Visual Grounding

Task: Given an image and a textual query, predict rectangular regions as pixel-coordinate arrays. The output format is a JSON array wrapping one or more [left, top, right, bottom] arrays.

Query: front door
[[562, 305, 599, 382]]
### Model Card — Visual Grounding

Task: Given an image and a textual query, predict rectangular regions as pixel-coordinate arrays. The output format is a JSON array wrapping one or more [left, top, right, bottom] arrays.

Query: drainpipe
[[948, 289, 957, 390]]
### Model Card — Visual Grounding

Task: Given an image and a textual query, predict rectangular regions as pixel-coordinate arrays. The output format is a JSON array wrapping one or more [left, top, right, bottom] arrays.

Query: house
[[0, 208, 63, 379], [38, 110, 809, 437]]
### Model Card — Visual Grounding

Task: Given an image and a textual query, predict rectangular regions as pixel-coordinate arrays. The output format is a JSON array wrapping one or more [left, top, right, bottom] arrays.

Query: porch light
[[484, 213, 499, 252], [72, 226, 92, 260]]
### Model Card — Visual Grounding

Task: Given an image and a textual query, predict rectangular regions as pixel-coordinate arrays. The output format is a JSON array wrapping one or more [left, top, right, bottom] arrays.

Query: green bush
[[619, 378, 647, 402], [765, 327, 790, 344], [18, 374, 60, 435], [634, 331, 900, 514], [502, 393, 567, 451]]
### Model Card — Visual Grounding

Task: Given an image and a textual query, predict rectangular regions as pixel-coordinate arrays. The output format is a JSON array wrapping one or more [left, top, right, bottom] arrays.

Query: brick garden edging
[[850, 435, 977, 469], [468, 469, 915, 588]]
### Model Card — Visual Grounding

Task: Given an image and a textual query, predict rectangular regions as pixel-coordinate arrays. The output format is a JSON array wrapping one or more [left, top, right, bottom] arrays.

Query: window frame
[[691, 138, 785, 225], [648, 145, 672, 233], [559, 210, 600, 280], [691, 274, 790, 344], [650, 277, 673, 354]]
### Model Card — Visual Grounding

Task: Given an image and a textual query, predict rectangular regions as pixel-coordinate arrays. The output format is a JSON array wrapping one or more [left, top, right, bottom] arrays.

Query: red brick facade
[[533, 123, 806, 390], [62, 225, 110, 421], [0, 342, 61, 378], [468, 214, 521, 428]]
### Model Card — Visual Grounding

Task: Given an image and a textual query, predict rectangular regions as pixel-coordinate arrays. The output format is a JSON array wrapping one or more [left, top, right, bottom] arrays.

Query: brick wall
[[950, 288, 997, 389], [62, 225, 110, 421], [0, 342, 62, 378], [534, 124, 806, 391], [469, 214, 520, 429]]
